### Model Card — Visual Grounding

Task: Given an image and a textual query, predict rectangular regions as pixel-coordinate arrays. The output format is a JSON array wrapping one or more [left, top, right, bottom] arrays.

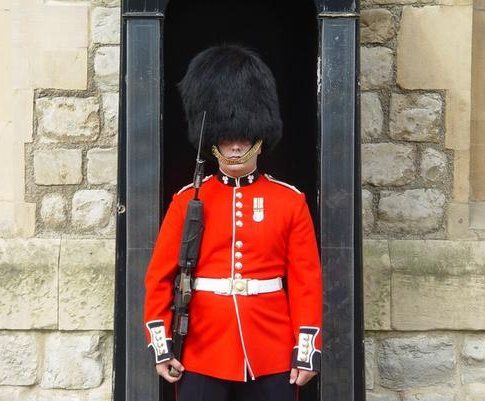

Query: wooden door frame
[[114, 1, 363, 400]]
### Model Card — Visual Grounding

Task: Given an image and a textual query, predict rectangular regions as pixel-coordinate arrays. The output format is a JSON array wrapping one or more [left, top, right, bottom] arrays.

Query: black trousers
[[177, 371, 298, 401]]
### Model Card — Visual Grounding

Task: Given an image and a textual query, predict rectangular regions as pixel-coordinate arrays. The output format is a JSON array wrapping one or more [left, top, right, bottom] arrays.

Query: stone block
[[41, 332, 104, 389], [453, 150, 470, 203], [87, 381, 113, 401], [402, 393, 455, 401], [0, 201, 36, 238], [362, 92, 383, 141], [94, 46, 120, 92], [397, 6, 472, 91], [91, 8, 120, 44], [71, 190, 114, 230], [366, 392, 399, 401], [447, 202, 474, 239], [389, 93, 442, 143], [377, 335, 454, 389], [365, 337, 376, 390], [361, 9, 395, 44], [22, 388, 83, 401], [0, 125, 29, 201], [445, 89, 471, 151], [87, 337, 112, 401], [470, 143, 485, 200], [421, 147, 447, 183], [15, 2, 88, 49], [100, 333, 113, 378], [40, 194, 66, 228], [4, 1, 89, 89], [32, 49, 88, 91], [0, 239, 59, 329], [362, 189, 374, 233], [462, 367, 485, 384], [470, 202, 485, 230], [59, 239, 115, 330], [377, 189, 445, 233], [0, 386, 24, 401], [361, 47, 393, 90], [87, 148, 117, 185], [36, 97, 100, 143], [465, 383, 485, 401], [389, 240, 485, 274], [364, 240, 391, 330], [101, 92, 119, 138], [34, 149, 82, 185], [461, 336, 485, 365], [0, 332, 38, 385], [11, 89, 34, 142], [462, 336, 485, 384], [389, 240, 485, 330], [362, 143, 416, 186]]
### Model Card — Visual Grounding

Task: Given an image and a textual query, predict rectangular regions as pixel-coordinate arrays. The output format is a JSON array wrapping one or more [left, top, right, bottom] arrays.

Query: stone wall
[[0, 1, 119, 400], [362, 0, 485, 399], [0, 0, 484, 400]]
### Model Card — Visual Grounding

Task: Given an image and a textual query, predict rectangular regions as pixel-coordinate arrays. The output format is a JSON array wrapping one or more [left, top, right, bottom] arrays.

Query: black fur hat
[[177, 43, 283, 154]]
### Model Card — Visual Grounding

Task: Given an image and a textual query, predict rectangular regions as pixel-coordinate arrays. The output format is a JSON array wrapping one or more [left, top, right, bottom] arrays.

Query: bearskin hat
[[177, 43, 283, 154]]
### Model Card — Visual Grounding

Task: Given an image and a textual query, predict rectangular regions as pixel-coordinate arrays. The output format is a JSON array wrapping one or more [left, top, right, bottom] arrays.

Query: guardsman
[[144, 44, 323, 401]]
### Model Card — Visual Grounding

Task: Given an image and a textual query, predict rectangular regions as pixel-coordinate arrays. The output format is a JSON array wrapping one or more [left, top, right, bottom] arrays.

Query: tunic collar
[[217, 168, 260, 187]]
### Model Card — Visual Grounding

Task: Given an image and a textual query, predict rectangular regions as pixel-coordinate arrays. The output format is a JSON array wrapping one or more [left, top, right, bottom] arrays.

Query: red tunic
[[144, 171, 323, 381]]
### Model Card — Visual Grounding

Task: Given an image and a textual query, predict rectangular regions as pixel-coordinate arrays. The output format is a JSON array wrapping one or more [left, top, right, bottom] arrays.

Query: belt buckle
[[232, 278, 249, 295]]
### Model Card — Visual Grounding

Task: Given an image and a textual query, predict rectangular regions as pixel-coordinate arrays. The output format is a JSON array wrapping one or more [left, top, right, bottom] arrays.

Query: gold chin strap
[[211, 139, 263, 165]]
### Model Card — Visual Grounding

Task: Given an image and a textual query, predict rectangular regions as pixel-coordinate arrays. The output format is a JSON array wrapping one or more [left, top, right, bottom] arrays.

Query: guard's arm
[[144, 194, 185, 364], [286, 194, 323, 373]]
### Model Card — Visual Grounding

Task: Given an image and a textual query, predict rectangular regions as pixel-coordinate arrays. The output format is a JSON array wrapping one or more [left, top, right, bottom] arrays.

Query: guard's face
[[217, 139, 253, 158], [216, 139, 261, 177]]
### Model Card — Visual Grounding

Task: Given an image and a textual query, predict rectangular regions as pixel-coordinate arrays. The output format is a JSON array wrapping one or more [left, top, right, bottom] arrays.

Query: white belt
[[193, 277, 283, 296]]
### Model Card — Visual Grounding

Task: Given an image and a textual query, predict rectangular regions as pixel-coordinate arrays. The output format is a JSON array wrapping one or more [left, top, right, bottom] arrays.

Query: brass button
[[236, 202, 243, 209], [234, 273, 242, 279], [235, 241, 243, 248], [235, 262, 243, 270], [235, 211, 243, 218], [235, 251, 242, 259], [236, 220, 243, 227], [236, 192, 243, 199]]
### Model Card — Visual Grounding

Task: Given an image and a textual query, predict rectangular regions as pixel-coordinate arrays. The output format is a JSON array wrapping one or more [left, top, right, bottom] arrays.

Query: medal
[[253, 197, 264, 222]]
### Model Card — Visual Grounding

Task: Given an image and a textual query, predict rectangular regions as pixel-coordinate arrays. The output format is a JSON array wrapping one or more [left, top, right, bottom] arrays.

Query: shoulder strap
[[176, 175, 213, 195], [264, 174, 302, 194]]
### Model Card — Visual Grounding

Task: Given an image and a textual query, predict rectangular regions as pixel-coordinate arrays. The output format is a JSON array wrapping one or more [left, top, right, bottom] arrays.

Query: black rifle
[[169, 111, 206, 377]]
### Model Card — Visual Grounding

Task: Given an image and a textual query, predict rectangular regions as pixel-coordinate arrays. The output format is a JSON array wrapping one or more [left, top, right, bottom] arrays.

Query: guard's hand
[[156, 358, 185, 383], [289, 368, 317, 386]]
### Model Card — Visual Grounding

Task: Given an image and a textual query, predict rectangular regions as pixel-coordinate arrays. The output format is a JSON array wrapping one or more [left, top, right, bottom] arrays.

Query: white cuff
[[292, 326, 321, 372], [146, 320, 173, 363]]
